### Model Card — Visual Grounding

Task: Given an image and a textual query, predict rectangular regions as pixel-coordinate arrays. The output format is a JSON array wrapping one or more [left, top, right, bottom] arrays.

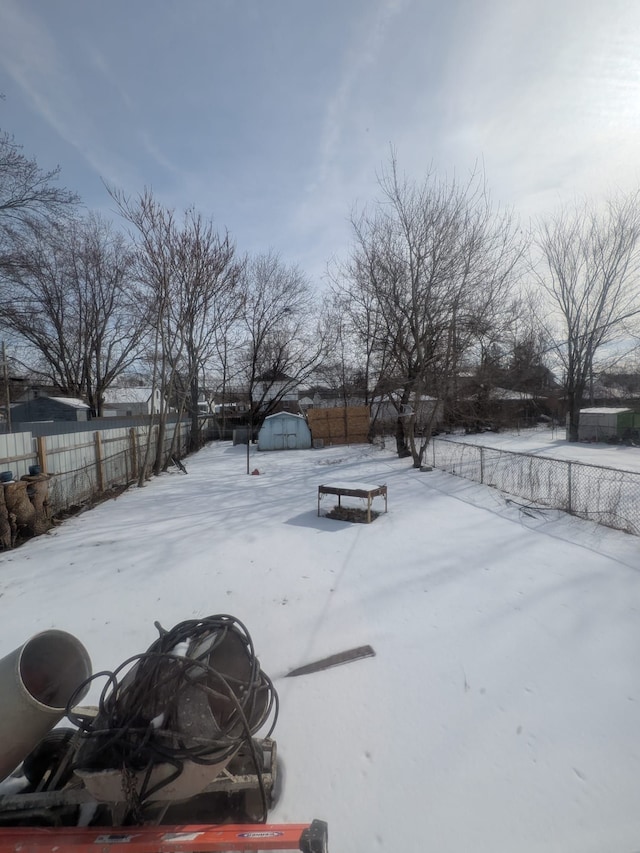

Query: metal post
[[567, 461, 572, 514], [246, 413, 254, 475], [94, 431, 105, 492], [1, 342, 11, 434]]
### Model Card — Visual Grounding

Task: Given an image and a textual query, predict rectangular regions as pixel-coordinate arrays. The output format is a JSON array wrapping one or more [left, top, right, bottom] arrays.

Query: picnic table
[[317, 481, 388, 523]]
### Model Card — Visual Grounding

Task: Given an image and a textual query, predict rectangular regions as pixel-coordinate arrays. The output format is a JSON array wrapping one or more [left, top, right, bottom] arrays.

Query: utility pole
[[1, 341, 11, 434]]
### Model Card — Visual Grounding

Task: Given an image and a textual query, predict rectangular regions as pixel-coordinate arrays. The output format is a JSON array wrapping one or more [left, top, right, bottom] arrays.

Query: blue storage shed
[[258, 412, 312, 451]]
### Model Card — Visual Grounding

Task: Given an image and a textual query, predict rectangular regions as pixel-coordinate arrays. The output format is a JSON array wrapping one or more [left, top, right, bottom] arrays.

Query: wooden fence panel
[[307, 406, 370, 445]]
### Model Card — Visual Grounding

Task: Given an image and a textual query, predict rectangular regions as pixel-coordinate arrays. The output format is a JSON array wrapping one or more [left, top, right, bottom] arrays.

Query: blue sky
[[2, 0, 640, 286]]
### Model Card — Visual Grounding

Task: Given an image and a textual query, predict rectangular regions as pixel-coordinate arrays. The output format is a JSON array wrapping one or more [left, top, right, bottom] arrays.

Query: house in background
[[11, 382, 64, 403], [102, 387, 161, 417], [370, 393, 444, 434], [254, 370, 300, 413], [297, 385, 362, 410], [10, 396, 91, 424]]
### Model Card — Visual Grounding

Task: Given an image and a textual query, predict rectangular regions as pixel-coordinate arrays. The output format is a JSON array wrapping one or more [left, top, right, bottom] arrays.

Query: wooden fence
[[0, 420, 190, 516], [306, 406, 370, 446]]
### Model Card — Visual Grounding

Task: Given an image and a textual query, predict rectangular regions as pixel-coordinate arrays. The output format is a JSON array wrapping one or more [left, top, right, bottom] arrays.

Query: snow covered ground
[[2, 437, 640, 852]]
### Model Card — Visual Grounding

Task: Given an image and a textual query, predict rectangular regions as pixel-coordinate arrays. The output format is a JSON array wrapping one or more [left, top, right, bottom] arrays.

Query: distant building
[[576, 407, 640, 442], [10, 396, 91, 424], [254, 370, 301, 415], [102, 387, 161, 417], [12, 383, 63, 403], [370, 393, 443, 432]]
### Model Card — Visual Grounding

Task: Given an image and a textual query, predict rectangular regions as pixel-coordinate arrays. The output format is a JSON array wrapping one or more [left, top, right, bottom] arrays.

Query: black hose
[[67, 615, 278, 818]]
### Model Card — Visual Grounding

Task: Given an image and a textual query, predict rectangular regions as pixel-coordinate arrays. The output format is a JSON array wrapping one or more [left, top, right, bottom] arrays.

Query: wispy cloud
[[80, 43, 136, 114], [432, 0, 640, 215], [314, 0, 407, 189], [0, 0, 140, 187], [291, 0, 410, 274]]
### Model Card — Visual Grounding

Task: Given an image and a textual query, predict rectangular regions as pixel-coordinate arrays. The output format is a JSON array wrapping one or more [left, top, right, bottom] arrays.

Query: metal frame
[[318, 482, 387, 523]]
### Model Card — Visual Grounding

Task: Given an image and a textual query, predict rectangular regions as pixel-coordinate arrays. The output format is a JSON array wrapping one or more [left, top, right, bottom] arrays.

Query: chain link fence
[[431, 437, 640, 536]]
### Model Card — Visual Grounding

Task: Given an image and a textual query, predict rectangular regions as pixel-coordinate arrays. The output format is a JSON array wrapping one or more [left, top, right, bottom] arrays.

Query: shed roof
[[49, 397, 90, 410], [103, 388, 154, 404], [263, 411, 307, 421], [490, 387, 535, 401], [580, 407, 632, 415]]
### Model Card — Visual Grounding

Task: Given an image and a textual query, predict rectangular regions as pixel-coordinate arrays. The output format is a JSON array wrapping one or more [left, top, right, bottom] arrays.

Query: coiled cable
[[67, 615, 278, 817]]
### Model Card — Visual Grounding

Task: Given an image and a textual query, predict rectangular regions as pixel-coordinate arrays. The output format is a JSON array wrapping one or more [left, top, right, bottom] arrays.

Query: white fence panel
[[0, 432, 37, 480], [1, 420, 191, 518], [45, 432, 98, 510]]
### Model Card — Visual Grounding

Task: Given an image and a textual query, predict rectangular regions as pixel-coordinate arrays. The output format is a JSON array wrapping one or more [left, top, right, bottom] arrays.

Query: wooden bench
[[317, 481, 388, 523]]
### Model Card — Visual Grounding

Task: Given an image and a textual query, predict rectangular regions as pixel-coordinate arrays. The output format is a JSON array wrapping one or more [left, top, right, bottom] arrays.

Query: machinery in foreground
[[0, 616, 327, 852]]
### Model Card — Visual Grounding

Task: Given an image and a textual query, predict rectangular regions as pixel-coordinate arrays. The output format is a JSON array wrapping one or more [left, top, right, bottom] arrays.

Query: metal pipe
[[0, 630, 92, 782]]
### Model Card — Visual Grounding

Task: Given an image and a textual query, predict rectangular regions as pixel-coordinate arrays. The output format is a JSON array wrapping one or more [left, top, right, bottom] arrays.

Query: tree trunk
[[153, 419, 167, 475], [567, 390, 580, 442], [395, 415, 410, 457], [189, 375, 200, 452]]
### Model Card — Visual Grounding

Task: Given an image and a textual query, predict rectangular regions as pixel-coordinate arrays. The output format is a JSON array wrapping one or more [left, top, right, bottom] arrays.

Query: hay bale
[[4, 481, 35, 530], [21, 474, 52, 536], [0, 486, 13, 548]]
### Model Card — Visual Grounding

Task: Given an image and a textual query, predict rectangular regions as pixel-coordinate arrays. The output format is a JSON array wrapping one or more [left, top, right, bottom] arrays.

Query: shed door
[[272, 418, 286, 450], [272, 417, 299, 449]]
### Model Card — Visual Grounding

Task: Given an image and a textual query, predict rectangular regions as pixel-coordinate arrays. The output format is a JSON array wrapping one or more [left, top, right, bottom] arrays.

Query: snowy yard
[[2, 437, 640, 852]]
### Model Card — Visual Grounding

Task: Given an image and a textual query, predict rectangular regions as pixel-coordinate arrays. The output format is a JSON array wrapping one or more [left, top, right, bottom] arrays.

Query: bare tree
[[204, 315, 246, 440], [109, 190, 176, 481], [168, 210, 243, 452], [335, 157, 523, 465], [313, 302, 365, 409], [329, 247, 408, 438], [532, 193, 640, 441], [67, 215, 144, 415], [110, 188, 243, 476], [0, 214, 142, 414], [0, 127, 78, 236], [504, 330, 556, 393], [237, 251, 328, 428]]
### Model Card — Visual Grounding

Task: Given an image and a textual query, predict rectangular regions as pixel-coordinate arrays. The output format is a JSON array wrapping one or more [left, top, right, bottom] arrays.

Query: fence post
[[567, 461, 572, 513], [94, 431, 105, 492], [480, 446, 484, 484], [36, 436, 48, 475], [129, 428, 138, 480]]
